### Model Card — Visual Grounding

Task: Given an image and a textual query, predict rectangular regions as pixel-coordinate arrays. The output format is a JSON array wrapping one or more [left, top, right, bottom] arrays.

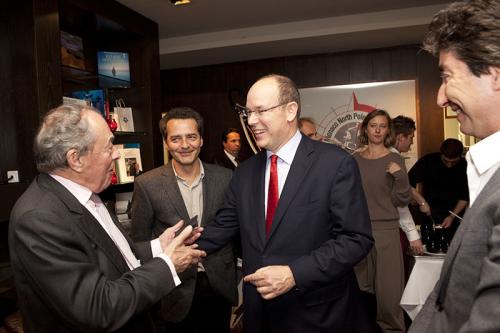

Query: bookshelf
[[58, 0, 160, 201], [0, 0, 161, 221]]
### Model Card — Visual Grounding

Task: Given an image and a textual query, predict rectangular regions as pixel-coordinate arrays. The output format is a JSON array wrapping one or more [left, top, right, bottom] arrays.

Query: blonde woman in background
[[353, 109, 411, 333]]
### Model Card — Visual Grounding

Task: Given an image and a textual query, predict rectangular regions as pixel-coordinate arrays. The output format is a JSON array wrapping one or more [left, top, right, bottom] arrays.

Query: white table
[[400, 255, 445, 320]]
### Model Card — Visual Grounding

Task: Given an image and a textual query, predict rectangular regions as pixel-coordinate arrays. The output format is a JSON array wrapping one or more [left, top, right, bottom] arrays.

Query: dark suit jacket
[[198, 135, 374, 333], [131, 161, 237, 322], [8, 173, 176, 333], [409, 167, 500, 333], [214, 150, 238, 171]]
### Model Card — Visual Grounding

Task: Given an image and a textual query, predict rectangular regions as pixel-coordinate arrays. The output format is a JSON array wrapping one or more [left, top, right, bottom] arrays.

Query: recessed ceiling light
[[170, 0, 191, 5]]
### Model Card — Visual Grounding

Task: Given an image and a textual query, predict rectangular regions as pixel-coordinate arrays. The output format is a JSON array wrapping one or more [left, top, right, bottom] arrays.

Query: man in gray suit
[[131, 107, 237, 333], [8, 104, 205, 333], [409, 0, 500, 332]]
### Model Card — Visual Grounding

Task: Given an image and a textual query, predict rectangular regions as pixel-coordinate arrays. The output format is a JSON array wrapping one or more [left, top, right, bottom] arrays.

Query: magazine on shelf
[[97, 51, 130, 86], [114, 143, 142, 184], [60, 31, 85, 69], [70, 89, 105, 117]]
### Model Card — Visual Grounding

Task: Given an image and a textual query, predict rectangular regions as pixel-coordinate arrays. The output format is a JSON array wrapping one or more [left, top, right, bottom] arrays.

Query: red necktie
[[266, 154, 279, 237]]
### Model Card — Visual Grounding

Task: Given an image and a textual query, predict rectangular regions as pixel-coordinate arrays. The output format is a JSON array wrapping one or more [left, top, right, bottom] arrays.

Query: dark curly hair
[[423, 0, 500, 77]]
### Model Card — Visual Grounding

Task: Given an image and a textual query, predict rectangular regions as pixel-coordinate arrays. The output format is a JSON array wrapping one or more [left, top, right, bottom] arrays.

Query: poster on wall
[[300, 80, 418, 169]]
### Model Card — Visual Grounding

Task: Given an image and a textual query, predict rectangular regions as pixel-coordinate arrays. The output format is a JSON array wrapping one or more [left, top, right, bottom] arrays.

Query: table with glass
[[400, 253, 445, 320]]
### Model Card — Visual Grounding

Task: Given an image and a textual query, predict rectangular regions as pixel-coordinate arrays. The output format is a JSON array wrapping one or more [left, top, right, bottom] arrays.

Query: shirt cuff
[[405, 229, 421, 242], [151, 238, 181, 286]]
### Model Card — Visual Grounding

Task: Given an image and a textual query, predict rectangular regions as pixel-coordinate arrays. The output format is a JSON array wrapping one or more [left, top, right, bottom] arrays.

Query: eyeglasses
[[235, 102, 289, 119]]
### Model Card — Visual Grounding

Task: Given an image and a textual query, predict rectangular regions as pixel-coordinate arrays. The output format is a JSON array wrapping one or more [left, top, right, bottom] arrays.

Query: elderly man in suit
[[409, 0, 500, 332], [197, 74, 374, 332], [131, 107, 237, 333], [8, 104, 205, 333]]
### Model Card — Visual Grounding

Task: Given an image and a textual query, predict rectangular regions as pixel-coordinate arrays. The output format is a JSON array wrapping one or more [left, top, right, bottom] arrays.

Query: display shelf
[[61, 65, 143, 90]]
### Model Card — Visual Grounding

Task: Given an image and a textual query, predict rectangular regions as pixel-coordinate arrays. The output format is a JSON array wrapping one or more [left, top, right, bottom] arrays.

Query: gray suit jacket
[[410, 167, 500, 333], [8, 174, 176, 333], [131, 161, 237, 322]]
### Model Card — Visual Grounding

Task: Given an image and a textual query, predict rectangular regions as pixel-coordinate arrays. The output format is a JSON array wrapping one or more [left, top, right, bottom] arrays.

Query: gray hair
[[34, 104, 97, 173]]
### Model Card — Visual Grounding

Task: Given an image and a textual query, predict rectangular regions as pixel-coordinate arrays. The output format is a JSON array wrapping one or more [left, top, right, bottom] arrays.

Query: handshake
[[158, 221, 206, 273]]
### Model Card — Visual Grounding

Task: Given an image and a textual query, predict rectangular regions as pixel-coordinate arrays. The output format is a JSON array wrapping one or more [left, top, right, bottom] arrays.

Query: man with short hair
[[8, 104, 205, 333], [216, 128, 242, 170], [391, 115, 424, 255], [198, 74, 374, 332], [409, 138, 468, 237], [131, 107, 236, 333], [409, 1, 500, 331], [299, 117, 322, 141]]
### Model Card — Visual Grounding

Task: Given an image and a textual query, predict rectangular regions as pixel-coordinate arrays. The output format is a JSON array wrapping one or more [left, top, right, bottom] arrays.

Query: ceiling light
[[170, 0, 191, 5]]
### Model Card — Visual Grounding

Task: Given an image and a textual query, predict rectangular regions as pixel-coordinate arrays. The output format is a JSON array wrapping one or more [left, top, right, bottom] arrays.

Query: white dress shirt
[[389, 147, 420, 241], [50, 174, 181, 285], [466, 130, 500, 206], [264, 130, 302, 216]]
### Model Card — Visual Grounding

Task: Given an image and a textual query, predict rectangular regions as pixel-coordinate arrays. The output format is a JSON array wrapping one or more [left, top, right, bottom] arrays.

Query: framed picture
[[444, 106, 457, 119]]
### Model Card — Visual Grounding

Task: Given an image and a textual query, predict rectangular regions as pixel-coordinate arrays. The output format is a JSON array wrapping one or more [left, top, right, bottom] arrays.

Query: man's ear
[[286, 101, 299, 122], [491, 66, 500, 91], [66, 148, 84, 172]]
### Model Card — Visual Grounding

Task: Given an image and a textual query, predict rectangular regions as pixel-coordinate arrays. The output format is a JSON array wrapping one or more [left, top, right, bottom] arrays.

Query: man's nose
[[437, 83, 448, 108]]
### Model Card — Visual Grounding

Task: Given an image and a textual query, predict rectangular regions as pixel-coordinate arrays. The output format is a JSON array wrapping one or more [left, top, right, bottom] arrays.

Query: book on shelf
[[97, 51, 130, 87], [60, 31, 85, 69], [114, 143, 142, 184], [115, 192, 133, 226], [62, 96, 88, 107], [70, 89, 105, 117]]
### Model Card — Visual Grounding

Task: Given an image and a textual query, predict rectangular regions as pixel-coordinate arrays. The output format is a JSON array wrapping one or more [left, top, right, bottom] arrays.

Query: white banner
[[300, 80, 417, 168]]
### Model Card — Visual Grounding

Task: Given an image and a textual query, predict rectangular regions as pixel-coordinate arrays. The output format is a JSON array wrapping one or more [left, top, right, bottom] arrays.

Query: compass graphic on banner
[[317, 92, 376, 152]]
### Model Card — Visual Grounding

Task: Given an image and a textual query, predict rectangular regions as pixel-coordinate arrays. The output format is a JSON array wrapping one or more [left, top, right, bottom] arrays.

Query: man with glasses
[[408, 138, 468, 242], [198, 74, 374, 332]]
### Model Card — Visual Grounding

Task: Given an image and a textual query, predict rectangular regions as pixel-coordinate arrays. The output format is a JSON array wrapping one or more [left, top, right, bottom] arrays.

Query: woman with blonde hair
[[353, 109, 411, 332]]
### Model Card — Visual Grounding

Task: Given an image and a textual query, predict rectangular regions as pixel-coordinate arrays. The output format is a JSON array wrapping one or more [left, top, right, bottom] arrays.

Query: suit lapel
[[38, 174, 129, 273], [161, 163, 190, 222], [201, 163, 214, 227], [267, 137, 314, 241]]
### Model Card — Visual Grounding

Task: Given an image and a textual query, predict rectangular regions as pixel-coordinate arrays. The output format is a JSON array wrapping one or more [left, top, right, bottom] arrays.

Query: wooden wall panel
[[160, 45, 443, 163]]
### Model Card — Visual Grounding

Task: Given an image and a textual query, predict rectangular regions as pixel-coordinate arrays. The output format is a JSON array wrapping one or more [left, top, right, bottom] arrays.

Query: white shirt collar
[[468, 130, 500, 175], [50, 174, 93, 205], [224, 150, 238, 166], [267, 130, 302, 164]]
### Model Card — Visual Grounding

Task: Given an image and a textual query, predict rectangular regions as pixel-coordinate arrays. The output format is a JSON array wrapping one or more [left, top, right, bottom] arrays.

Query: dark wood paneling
[[416, 51, 442, 156], [160, 45, 443, 162]]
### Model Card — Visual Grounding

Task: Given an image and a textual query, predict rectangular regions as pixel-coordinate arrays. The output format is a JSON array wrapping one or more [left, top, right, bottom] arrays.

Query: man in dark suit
[[198, 74, 374, 332], [409, 1, 500, 332], [215, 128, 242, 170], [8, 104, 205, 333], [131, 107, 237, 333]]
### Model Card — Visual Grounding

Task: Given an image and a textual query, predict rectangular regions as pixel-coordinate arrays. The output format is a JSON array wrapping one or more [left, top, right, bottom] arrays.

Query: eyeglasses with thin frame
[[235, 102, 289, 119]]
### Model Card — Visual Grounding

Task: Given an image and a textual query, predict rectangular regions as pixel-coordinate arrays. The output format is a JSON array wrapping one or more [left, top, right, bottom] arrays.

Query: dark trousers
[[161, 272, 232, 333]]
